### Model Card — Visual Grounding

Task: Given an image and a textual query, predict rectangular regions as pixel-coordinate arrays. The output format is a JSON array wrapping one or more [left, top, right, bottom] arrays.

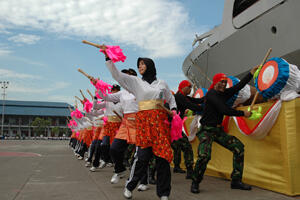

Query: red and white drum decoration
[[255, 57, 300, 99], [193, 88, 207, 98]]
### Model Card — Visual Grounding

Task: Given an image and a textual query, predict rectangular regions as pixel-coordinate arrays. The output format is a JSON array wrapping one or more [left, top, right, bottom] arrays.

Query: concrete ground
[[0, 140, 298, 200]]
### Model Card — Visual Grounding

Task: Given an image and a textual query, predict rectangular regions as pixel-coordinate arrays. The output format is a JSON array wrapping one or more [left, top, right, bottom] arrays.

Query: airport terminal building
[[0, 100, 73, 138]]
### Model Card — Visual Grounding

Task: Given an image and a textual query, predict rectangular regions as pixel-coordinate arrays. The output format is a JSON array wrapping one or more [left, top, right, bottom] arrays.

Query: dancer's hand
[[244, 110, 251, 118], [89, 76, 97, 85], [250, 65, 260, 75]]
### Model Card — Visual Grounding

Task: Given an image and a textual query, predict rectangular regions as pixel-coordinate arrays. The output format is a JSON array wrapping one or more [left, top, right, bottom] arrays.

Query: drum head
[[193, 88, 207, 98], [255, 57, 290, 99], [226, 77, 234, 88], [258, 60, 279, 91]]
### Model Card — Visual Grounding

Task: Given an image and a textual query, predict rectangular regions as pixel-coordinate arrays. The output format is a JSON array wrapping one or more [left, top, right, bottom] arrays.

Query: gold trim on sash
[[108, 115, 122, 122], [87, 127, 93, 130], [138, 99, 164, 111]]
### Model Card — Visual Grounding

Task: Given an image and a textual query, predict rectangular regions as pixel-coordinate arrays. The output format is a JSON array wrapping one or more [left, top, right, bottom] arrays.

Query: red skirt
[[84, 128, 94, 147], [136, 109, 173, 163], [101, 121, 121, 144], [93, 126, 102, 141]]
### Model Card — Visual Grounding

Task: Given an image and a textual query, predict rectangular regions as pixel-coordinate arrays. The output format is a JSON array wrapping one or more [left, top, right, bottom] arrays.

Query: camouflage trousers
[[171, 132, 194, 169], [192, 126, 244, 183]]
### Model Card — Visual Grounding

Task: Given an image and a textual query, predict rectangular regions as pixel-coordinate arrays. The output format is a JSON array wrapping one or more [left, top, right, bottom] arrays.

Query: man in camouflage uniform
[[173, 80, 204, 179], [191, 65, 260, 193]]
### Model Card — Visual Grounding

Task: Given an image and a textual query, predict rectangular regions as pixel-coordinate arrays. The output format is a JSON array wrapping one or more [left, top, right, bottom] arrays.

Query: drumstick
[[77, 68, 92, 79], [157, 104, 173, 116], [113, 110, 122, 120], [87, 89, 94, 99], [250, 48, 272, 111], [68, 106, 73, 113], [75, 100, 78, 109], [82, 40, 105, 49], [75, 96, 83, 103], [79, 89, 87, 100]]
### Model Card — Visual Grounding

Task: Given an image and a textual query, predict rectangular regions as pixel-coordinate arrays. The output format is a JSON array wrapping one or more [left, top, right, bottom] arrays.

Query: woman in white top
[[89, 85, 123, 171], [97, 69, 139, 185], [101, 47, 176, 200]]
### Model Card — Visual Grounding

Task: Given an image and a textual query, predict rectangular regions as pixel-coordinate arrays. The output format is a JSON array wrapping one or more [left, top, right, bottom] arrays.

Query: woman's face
[[214, 79, 227, 92], [138, 60, 147, 75]]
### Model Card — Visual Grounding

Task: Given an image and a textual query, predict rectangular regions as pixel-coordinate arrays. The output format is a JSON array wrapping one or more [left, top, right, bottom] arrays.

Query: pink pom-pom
[[72, 120, 78, 126], [103, 116, 108, 125], [170, 111, 183, 142], [95, 91, 102, 99], [73, 109, 83, 119], [91, 79, 112, 97], [71, 111, 75, 118], [83, 99, 93, 113], [100, 45, 127, 63], [76, 132, 80, 137]]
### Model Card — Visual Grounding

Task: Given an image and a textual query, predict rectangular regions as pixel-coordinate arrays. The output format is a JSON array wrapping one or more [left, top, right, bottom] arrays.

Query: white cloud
[[0, 47, 12, 56], [8, 33, 41, 44], [0, 68, 41, 79], [8, 81, 71, 94], [0, 0, 194, 58]]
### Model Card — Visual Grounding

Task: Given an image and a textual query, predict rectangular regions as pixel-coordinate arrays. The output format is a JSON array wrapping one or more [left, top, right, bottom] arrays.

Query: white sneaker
[[137, 184, 149, 191], [90, 166, 97, 172], [123, 188, 132, 199], [85, 162, 91, 167], [99, 160, 106, 169], [111, 171, 126, 184], [106, 162, 113, 167], [85, 158, 88, 162], [78, 156, 83, 160], [160, 196, 168, 200]]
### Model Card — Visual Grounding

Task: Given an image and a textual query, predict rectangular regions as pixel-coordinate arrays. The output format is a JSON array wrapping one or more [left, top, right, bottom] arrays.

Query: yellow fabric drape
[[181, 98, 300, 196]]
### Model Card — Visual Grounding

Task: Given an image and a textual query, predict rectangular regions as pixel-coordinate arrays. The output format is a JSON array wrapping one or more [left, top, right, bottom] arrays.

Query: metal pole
[[1, 81, 9, 138]]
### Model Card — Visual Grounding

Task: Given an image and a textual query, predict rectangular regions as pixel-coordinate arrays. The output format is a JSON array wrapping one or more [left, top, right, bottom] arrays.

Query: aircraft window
[[233, 0, 259, 17]]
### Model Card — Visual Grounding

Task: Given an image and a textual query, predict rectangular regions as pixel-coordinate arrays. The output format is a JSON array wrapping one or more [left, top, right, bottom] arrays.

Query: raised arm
[[92, 100, 106, 110], [97, 89, 121, 103], [105, 60, 140, 96], [207, 92, 244, 116]]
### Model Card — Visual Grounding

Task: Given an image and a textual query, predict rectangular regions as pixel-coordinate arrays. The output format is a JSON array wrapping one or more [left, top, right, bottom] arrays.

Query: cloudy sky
[[0, 0, 224, 105]]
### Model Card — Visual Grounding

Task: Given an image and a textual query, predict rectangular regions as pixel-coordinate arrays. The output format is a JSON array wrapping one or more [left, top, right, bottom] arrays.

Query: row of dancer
[[69, 43, 259, 199]]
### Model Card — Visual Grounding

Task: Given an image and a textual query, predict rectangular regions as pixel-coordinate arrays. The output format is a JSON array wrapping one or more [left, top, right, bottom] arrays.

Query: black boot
[[149, 169, 156, 185], [173, 166, 186, 174], [186, 167, 193, 179], [231, 180, 252, 190], [191, 181, 200, 193]]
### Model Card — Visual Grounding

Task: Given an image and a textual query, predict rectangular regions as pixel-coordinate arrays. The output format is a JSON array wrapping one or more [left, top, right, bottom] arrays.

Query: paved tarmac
[[0, 140, 298, 200]]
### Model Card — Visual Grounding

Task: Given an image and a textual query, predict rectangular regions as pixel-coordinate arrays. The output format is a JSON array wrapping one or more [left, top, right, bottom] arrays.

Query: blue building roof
[[0, 100, 73, 117]]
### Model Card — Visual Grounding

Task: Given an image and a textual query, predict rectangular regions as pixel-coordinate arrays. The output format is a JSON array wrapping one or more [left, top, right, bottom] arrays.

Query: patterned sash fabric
[[92, 126, 102, 141], [84, 129, 94, 147], [115, 113, 137, 144], [136, 109, 173, 163], [102, 121, 121, 144]]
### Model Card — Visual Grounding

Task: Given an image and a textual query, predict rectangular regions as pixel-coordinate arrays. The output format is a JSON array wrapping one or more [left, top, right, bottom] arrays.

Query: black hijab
[[137, 57, 157, 84]]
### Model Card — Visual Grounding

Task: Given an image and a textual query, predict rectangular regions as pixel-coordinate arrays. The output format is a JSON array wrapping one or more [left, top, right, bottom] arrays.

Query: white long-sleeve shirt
[[85, 109, 105, 125], [92, 99, 123, 117], [98, 90, 138, 114], [105, 60, 177, 110], [73, 117, 92, 130]]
